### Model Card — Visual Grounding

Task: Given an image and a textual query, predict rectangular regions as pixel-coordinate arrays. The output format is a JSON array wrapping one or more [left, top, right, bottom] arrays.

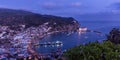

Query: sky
[[0, 0, 120, 21]]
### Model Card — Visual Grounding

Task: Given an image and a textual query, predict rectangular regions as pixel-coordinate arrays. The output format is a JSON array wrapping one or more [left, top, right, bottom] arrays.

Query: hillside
[[0, 8, 80, 45], [0, 8, 80, 29], [0, 8, 80, 58]]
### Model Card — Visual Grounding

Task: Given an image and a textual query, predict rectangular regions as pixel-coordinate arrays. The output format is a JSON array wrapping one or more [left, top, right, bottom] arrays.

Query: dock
[[34, 41, 63, 47]]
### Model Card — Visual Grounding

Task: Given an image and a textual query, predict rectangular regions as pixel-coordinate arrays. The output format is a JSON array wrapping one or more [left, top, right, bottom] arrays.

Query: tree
[[107, 28, 120, 44], [63, 41, 120, 60]]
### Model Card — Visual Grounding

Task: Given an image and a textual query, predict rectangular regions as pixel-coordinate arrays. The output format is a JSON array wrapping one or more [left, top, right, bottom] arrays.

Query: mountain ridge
[[0, 8, 80, 29]]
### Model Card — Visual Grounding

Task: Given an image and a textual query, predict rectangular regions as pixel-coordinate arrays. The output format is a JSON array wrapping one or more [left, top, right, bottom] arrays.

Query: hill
[[0, 8, 80, 29]]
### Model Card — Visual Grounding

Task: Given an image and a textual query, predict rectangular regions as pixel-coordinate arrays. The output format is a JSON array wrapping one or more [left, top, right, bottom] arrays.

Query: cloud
[[106, 2, 120, 13], [41, 2, 82, 10], [41, 2, 59, 10], [71, 2, 82, 7], [110, 3, 120, 10]]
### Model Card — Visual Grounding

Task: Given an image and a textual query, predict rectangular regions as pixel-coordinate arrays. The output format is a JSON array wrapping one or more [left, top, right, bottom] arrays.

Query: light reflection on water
[[35, 31, 106, 53]]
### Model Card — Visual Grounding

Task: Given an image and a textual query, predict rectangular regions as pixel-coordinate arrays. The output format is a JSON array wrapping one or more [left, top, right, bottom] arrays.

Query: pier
[[34, 41, 63, 47]]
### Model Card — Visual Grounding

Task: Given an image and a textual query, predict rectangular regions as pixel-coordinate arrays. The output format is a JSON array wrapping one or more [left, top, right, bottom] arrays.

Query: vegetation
[[0, 8, 79, 29], [64, 41, 120, 60], [64, 28, 120, 60], [107, 28, 120, 44]]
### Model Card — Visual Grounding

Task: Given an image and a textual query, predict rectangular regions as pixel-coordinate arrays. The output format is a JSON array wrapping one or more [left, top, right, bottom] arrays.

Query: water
[[35, 32, 105, 53], [35, 21, 120, 53]]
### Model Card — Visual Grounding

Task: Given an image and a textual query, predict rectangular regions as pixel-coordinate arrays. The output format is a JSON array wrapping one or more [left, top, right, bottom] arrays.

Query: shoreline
[[24, 29, 78, 59], [0, 27, 105, 59], [0, 25, 79, 60]]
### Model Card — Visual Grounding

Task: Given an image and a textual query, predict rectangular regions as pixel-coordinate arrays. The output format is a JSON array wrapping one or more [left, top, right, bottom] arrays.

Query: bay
[[35, 21, 120, 53]]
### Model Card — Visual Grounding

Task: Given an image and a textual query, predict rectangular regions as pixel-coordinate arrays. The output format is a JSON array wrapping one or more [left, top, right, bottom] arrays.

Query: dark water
[[35, 32, 105, 53], [35, 21, 120, 53]]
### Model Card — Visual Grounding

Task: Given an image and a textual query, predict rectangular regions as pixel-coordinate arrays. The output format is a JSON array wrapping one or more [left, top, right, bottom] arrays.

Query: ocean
[[35, 21, 120, 53]]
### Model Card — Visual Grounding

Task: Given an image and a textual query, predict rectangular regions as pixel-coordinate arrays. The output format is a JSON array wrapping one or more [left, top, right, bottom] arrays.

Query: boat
[[78, 27, 87, 32]]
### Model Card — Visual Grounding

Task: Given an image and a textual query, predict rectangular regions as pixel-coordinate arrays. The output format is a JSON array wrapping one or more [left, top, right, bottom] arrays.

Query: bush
[[63, 41, 120, 60]]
